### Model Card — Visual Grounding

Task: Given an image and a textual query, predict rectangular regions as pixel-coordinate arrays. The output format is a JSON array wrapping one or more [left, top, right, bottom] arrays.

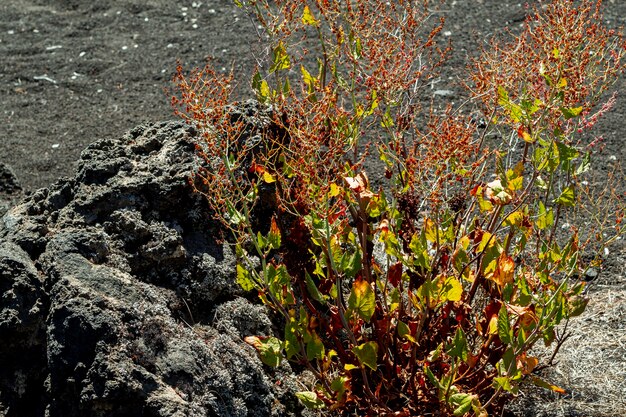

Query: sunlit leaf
[[492, 253, 515, 287], [498, 305, 512, 344], [330, 375, 350, 401], [268, 217, 281, 249], [270, 41, 291, 73], [530, 375, 566, 394], [536, 201, 554, 230], [352, 341, 378, 371], [449, 393, 475, 416], [554, 186, 576, 206], [236, 264, 256, 291], [348, 278, 375, 322], [244, 336, 282, 367], [560, 106, 583, 119], [328, 182, 341, 197], [295, 391, 325, 409], [301, 5, 319, 26]]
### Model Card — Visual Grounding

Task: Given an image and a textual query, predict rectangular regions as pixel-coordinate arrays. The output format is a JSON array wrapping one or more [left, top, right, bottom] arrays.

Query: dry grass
[[508, 259, 626, 417]]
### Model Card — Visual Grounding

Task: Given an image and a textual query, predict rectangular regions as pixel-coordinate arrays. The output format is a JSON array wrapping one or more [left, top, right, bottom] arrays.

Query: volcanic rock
[[0, 119, 304, 417]]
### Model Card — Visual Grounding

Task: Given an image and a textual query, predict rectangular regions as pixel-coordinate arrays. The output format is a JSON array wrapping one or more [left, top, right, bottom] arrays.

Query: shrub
[[172, 0, 625, 415]]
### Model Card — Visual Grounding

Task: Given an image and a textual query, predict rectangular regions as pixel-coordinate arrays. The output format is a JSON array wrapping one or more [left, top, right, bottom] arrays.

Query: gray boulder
[[0, 120, 304, 417]]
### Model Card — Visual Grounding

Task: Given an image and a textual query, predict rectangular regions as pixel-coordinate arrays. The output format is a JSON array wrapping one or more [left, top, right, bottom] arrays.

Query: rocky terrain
[[0, 119, 313, 417]]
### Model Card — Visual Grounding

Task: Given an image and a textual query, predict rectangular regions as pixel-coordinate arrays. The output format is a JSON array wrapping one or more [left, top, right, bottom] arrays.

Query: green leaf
[[295, 391, 325, 409], [268, 217, 281, 250], [365, 89, 379, 116], [236, 264, 256, 291], [409, 232, 431, 270], [226, 200, 246, 225], [284, 319, 300, 359], [537, 201, 554, 230], [497, 86, 523, 122], [568, 295, 588, 318], [575, 152, 591, 176], [381, 108, 394, 128], [352, 341, 378, 371], [347, 279, 375, 322], [560, 106, 583, 119], [493, 376, 514, 392], [305, 271, 325, 302], [270, 41, 291, 73], [449, 393, 474, 416], [447, 327, 469, 361], [331, 375, 350, 401], [556, 141, 579, 163], [397, 320, 416, 343], [244, 336, 282, 367], [306, 333, 325, 360], [554, 186, 576, 207], [233, 0, 243, 8], [498, 305, 512, 344], [268, 264, 294, 305]]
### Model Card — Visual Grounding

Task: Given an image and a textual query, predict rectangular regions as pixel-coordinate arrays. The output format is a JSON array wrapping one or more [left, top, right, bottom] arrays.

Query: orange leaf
[[492, 253, 515, 287]]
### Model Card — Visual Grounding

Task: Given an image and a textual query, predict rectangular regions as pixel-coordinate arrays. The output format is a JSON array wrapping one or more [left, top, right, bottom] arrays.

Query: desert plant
[[172, 0, 624, 415]]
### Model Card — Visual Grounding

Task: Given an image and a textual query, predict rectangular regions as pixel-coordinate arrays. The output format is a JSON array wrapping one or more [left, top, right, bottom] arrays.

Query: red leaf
[[387, 261, 403, 287]]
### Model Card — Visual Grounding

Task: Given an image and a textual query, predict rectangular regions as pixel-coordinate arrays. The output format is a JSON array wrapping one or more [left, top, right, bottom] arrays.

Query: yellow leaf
[[504, 210, 524, 227], [557, 77, 567, 88], [522, 130, 534, 143], [488, 315, 498, 335], [263, 171, 276, 183], [328, 183, 341, 198], [301, 5, 319, 26]]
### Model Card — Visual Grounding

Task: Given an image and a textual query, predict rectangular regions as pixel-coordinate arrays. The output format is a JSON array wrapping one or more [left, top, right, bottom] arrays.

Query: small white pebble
[[182, 12, 187, 17], [209, 8, 216, 14], [79, 51, 86, 57], [161, 69, 166, 73], [581, 180, 589, 186], [133, 44, 138, 48], [33, 29, 39, 33], [609, 155, 617, 161], [192, 24, 198, 29], [604, 247, 610, 256], [122, 45, 128, 50], [167, 43, 174, 48], [144, 17, 149, 22], [97, 89, 103, 93], [181, 6, 188, 11], [51, 143, 60, 149], [7, 30, 14, 35], [116, 10, 121, 15], [444, 31, 452, 36], [561, 222, 570, 229]]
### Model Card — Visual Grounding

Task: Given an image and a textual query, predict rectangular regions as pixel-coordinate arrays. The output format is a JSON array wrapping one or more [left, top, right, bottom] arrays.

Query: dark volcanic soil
[[1, 1, 625, 416]]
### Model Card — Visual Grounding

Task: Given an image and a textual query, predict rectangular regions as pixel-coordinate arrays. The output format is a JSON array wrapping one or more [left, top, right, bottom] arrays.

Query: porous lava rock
[[0, 118, 304, 417]]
